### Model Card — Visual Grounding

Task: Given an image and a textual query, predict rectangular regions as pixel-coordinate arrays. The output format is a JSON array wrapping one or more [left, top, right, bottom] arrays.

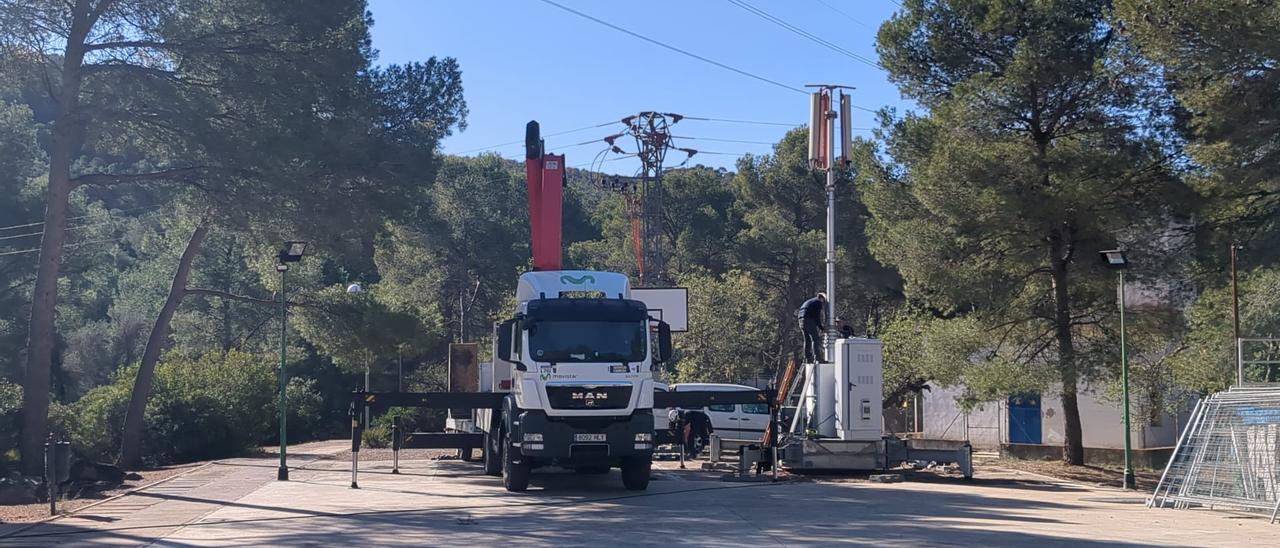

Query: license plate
[[574, 433, 606, 442]]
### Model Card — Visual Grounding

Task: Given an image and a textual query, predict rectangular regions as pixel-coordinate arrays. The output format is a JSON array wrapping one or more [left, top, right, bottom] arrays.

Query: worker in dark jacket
[[668, 408, 714, 459], [797, 292, 828, 363]]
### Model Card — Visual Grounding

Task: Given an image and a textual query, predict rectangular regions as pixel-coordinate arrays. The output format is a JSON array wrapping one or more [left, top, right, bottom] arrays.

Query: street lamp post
[[1100, 249, 1135, 490], [1231, 243, 1242, 385], [345, 283, 369, 426], [276, 241, 307, 481]]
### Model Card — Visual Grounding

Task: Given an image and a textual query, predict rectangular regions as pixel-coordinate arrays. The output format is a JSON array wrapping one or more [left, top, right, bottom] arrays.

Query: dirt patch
[[0, 462, 202, 524], [975, 455, 1161, 490]]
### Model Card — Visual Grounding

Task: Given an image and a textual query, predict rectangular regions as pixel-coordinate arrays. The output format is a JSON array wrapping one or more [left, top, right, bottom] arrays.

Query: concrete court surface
[[2, 454, 1275, 547]]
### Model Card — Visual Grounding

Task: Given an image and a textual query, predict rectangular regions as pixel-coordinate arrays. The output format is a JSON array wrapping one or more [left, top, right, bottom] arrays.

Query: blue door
[[1008, 394, 1042, 444]]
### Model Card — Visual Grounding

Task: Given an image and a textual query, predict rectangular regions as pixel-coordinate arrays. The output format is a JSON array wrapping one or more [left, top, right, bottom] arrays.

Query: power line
[[0, 230, 44, 242], [887, 0, 903, 7], [815, 0, 872, 29], [725, 0, 882, 70], [450, 119, 619, 154], [0, 204, 165, 233], [0, 223, 100, 242], [674, 136, 778, 145], [536, 0, 806, 96], [690, 150, 754, 156], [682, 116, 801, 127], [673, 127, 873, 147], [0, 238, 119, 258]]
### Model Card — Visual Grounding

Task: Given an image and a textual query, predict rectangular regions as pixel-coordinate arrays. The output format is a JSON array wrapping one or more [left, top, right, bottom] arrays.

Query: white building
[[921, 383, 1196, 468]]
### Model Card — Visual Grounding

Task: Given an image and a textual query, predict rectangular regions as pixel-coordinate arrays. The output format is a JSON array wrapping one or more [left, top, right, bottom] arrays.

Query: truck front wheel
[[482, 428, 501, 476], [620, 457, 651, 491], [502, 428, 531, 492]]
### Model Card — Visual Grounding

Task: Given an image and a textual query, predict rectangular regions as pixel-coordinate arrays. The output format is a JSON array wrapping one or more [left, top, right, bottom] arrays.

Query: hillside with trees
[[2, 0, 1277, 472]]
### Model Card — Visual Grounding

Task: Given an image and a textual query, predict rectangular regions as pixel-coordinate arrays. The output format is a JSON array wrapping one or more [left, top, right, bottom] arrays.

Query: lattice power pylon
[[593, 112, 696, 286], [624, 112, 684, 286]]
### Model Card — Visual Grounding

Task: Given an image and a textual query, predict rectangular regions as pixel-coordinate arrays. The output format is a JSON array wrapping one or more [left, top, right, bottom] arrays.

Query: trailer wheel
[[482, 428, 501, 476], [502, 428, 530, 492], [620, 457, 651, 491]]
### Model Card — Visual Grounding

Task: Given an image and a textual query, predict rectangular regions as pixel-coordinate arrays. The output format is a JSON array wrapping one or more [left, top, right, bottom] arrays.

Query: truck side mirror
[[496, 319, 515, 363], [657, 321, 673, 364]]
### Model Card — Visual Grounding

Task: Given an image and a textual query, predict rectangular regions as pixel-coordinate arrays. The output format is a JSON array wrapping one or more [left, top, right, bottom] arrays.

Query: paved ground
[[1, 445, 1274, 546]]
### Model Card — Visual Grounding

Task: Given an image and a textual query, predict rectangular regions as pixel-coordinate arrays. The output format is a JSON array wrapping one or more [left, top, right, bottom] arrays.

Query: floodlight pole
[[277, 263, 289, 481], [1118, 269, 1134, 490], [1231, 243, 1242, 385]]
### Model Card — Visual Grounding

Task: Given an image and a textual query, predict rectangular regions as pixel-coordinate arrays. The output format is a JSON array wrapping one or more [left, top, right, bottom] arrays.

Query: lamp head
[[1099, 249, 1128, 270], [278, 241, 308, 264]]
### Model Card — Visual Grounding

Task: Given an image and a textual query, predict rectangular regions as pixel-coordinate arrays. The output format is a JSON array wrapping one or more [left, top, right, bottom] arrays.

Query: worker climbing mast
[[806, 85, 854, 362]]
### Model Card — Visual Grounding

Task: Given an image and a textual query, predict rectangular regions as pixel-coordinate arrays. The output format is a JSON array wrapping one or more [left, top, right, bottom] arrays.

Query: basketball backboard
[[631, 287, 688, 332]]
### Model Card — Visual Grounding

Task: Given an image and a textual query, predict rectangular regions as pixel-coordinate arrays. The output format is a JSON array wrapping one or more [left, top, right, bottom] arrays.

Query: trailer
[[347, 386, 774, 490]]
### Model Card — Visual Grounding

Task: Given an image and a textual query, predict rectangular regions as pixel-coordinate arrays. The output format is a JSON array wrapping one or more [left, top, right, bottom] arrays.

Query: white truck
[[475, 270, 673, 492]]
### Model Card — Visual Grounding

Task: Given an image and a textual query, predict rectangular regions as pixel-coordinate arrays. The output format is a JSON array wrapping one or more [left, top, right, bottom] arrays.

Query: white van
[[654, 382, 770, 442]]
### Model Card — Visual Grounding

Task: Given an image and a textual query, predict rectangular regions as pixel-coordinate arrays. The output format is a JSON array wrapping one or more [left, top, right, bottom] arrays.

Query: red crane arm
[[525, 121, 564, 271]]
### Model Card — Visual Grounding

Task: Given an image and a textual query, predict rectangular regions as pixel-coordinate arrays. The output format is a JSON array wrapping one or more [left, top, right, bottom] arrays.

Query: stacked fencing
[[1149, 386, 1280, 523]]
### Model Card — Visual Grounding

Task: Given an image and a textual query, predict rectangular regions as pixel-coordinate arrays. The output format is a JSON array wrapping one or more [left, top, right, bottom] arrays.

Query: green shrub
[[285, 377, 325, 442], [62, 350, 278, 465], [60, 372, 132, 461], [0, 380, 20, 463], [362, 424, 391, 448]]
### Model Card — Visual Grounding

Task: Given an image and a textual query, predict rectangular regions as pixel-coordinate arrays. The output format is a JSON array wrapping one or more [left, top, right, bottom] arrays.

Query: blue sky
[[367, 0, 910, 174]]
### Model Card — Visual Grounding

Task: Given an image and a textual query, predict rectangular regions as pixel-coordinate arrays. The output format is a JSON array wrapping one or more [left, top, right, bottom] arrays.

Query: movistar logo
[[560, 274, 595, 285]]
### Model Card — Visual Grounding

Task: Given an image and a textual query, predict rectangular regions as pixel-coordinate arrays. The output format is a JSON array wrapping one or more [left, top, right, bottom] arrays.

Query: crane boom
[[525, 120, 565, 271]]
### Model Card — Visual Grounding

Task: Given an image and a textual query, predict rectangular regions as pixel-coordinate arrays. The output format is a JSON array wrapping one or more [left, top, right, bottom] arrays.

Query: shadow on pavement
[[0, 459, 1214, 547]]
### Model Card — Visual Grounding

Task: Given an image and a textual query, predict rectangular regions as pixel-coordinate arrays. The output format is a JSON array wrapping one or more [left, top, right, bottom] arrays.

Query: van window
[[742, 403, 769, 415], [708, 404, 734, 413]]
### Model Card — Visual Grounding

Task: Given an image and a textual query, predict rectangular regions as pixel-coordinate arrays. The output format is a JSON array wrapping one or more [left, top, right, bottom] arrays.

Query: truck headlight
[[523, 433, 543, 442], [635, 432, 652, 442]]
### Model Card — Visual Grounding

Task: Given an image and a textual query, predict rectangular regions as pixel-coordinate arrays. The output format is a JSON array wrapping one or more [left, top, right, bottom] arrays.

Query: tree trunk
[[118, 222, 210, 469], [1050, 228, 1085, 465], [220, 243, 235, 352], [19, 0, 94, 476]]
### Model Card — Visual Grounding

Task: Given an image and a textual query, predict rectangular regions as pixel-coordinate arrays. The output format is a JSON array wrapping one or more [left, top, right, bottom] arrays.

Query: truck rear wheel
[[502, 428, 530, 492], [620, 457, 651, 491], [482, 429, 501, 476]]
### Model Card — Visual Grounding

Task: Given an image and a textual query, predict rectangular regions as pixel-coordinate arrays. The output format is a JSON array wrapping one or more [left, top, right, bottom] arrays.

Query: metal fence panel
[[1150, 386, 1280, 523]]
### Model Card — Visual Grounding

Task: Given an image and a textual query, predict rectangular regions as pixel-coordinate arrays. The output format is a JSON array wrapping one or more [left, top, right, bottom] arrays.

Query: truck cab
[[479, 270, 672, 492]]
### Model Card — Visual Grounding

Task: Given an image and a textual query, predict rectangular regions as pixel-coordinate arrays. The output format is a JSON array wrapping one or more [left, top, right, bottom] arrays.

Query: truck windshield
[[528, 321, 647, 363]]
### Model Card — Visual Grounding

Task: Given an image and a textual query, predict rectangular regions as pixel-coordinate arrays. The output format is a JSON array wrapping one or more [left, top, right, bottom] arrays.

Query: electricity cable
[[814, 0, 872, 29], [0, 238, 121, 258], [0, 204, 164, 233], [453, 120, 617, 155], [536, 0, 807, 96], [725, 0, 881, 70]]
